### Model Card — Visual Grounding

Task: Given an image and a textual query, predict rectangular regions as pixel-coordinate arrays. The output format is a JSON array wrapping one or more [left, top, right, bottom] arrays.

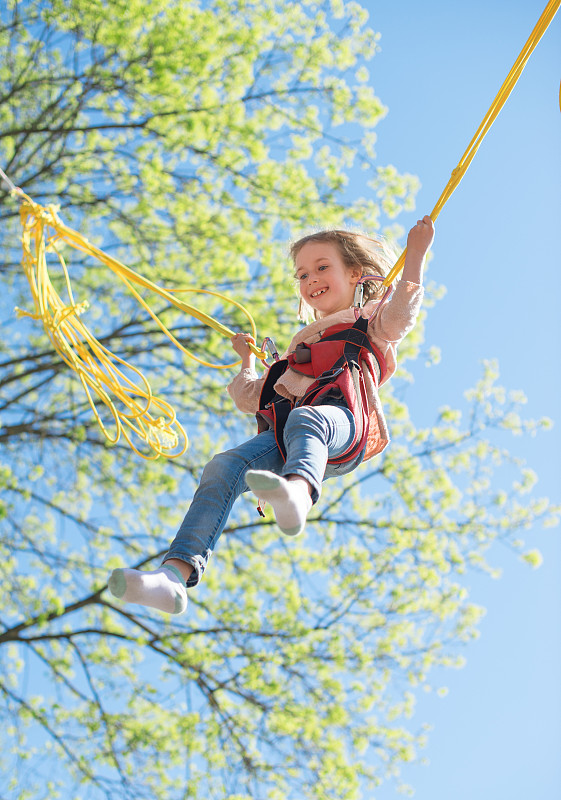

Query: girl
[[108, 216, 435, 614]]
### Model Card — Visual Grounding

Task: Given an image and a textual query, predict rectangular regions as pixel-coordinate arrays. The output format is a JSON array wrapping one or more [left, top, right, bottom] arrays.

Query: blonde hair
[[290, 230, 398, 322]]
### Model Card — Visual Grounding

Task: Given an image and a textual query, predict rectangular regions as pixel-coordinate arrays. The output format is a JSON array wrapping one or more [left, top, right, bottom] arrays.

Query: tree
[[0, 1, 556, 798]]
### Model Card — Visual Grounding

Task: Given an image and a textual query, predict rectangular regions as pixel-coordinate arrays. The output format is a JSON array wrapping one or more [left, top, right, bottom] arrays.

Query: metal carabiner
[[261, 337, 280, 363]]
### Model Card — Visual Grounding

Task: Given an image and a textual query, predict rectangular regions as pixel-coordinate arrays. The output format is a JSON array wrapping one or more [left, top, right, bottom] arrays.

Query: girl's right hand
[[231, 332, 255, 357], [231, 333, 256, 369]]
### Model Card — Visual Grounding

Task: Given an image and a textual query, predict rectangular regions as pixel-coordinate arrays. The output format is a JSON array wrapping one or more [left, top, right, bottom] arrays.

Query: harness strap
[[257, 315, 387, 465], [291, 315, 386, 386]]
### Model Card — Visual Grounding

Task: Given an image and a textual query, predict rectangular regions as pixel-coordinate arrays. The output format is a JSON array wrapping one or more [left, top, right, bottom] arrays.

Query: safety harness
[[256, 315, 387, 465]]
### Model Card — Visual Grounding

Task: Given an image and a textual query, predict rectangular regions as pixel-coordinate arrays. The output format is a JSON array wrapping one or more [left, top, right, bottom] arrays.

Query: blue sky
[[358, 2, 560, 798]]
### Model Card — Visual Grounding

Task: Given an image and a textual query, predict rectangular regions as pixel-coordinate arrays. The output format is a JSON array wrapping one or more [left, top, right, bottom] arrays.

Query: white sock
[[108, 565, 188, 614], [245, 470, 312, 536]]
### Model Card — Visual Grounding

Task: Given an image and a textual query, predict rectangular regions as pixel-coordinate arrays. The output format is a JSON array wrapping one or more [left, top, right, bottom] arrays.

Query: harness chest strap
[[256, 315, 388, 465]]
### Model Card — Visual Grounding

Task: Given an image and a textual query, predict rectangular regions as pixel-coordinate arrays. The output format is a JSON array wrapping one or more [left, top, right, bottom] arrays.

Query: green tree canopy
[[0, 1, 557, 798]]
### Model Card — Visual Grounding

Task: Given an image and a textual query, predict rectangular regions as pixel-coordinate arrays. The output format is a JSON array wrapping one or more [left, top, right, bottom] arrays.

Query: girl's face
[[295, 241, 361, 318]]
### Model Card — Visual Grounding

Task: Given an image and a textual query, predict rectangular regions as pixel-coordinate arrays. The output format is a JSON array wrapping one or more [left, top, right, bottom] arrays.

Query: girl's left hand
[[407, 215, 435, 257]]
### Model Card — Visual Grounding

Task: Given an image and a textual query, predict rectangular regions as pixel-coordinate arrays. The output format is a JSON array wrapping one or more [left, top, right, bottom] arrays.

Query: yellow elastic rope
[[383, 0, 560, 287], [14, 192, 266, 459]]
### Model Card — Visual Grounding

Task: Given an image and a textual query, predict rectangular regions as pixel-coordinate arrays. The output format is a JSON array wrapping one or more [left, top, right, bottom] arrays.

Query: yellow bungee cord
[[383, 0, 560, 287], [3, 0, 558, 458], [7, 187, 266, 460]]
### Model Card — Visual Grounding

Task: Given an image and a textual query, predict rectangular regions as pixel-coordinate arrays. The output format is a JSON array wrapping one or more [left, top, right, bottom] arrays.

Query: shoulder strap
[[319, 316, 387, 385]]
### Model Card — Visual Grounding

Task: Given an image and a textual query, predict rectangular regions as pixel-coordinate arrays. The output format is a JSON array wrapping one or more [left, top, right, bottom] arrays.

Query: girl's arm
[[401, 215, 435, 284], [227, 333, 264, 413], [368, 216, 434, 344]]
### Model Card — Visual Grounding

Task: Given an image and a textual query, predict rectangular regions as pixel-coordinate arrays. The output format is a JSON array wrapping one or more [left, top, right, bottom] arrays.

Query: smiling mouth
[[310, 288, 327, 298]]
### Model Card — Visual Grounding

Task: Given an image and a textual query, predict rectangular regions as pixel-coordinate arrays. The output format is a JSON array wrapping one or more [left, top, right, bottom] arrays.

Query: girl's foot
[[108, 565, 188, 614], [245, 470, 312, 536]]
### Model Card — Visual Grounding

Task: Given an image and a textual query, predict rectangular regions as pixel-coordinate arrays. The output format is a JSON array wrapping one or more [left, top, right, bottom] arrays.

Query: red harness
[[256, 315, 387, 465]]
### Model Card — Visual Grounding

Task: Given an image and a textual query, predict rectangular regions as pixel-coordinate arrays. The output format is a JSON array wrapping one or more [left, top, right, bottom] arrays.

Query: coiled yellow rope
[[13, 191, 265, 459], [383, 0, 560, 287]]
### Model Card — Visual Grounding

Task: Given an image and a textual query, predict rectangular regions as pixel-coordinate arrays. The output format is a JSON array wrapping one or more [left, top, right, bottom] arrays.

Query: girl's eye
[[298, 273, 308, 280], [319, 264, 328, 271]]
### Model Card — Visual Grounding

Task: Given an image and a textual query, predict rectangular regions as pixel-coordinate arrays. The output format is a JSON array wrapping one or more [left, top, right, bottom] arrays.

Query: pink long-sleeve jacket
[[228, 279, 423, 460]]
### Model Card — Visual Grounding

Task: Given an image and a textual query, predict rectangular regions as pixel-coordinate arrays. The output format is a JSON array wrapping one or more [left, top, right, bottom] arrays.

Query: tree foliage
[[0, 1, 557, 798]]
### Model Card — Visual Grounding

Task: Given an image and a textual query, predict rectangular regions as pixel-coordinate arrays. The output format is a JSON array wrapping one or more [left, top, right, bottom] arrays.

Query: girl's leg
[[108, 406, 359, 612], [245, 404, 357, 535], [108, 430, 283, 613], [163, 430, 283, 583], [282, 404, 357, 500]]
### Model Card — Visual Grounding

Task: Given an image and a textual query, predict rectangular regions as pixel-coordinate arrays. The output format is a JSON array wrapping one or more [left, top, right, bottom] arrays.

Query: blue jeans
[[162, 405, 364, 587]]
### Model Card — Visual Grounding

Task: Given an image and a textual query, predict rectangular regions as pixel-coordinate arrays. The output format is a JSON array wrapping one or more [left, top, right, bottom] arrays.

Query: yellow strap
[[383, 0, 560, 287], [26, 199, 265, 362], [15, 194, 265, 459]]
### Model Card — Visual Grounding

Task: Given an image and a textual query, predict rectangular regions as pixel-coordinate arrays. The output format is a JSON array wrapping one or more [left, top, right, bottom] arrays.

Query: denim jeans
[[162, 404, 364, 587]]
